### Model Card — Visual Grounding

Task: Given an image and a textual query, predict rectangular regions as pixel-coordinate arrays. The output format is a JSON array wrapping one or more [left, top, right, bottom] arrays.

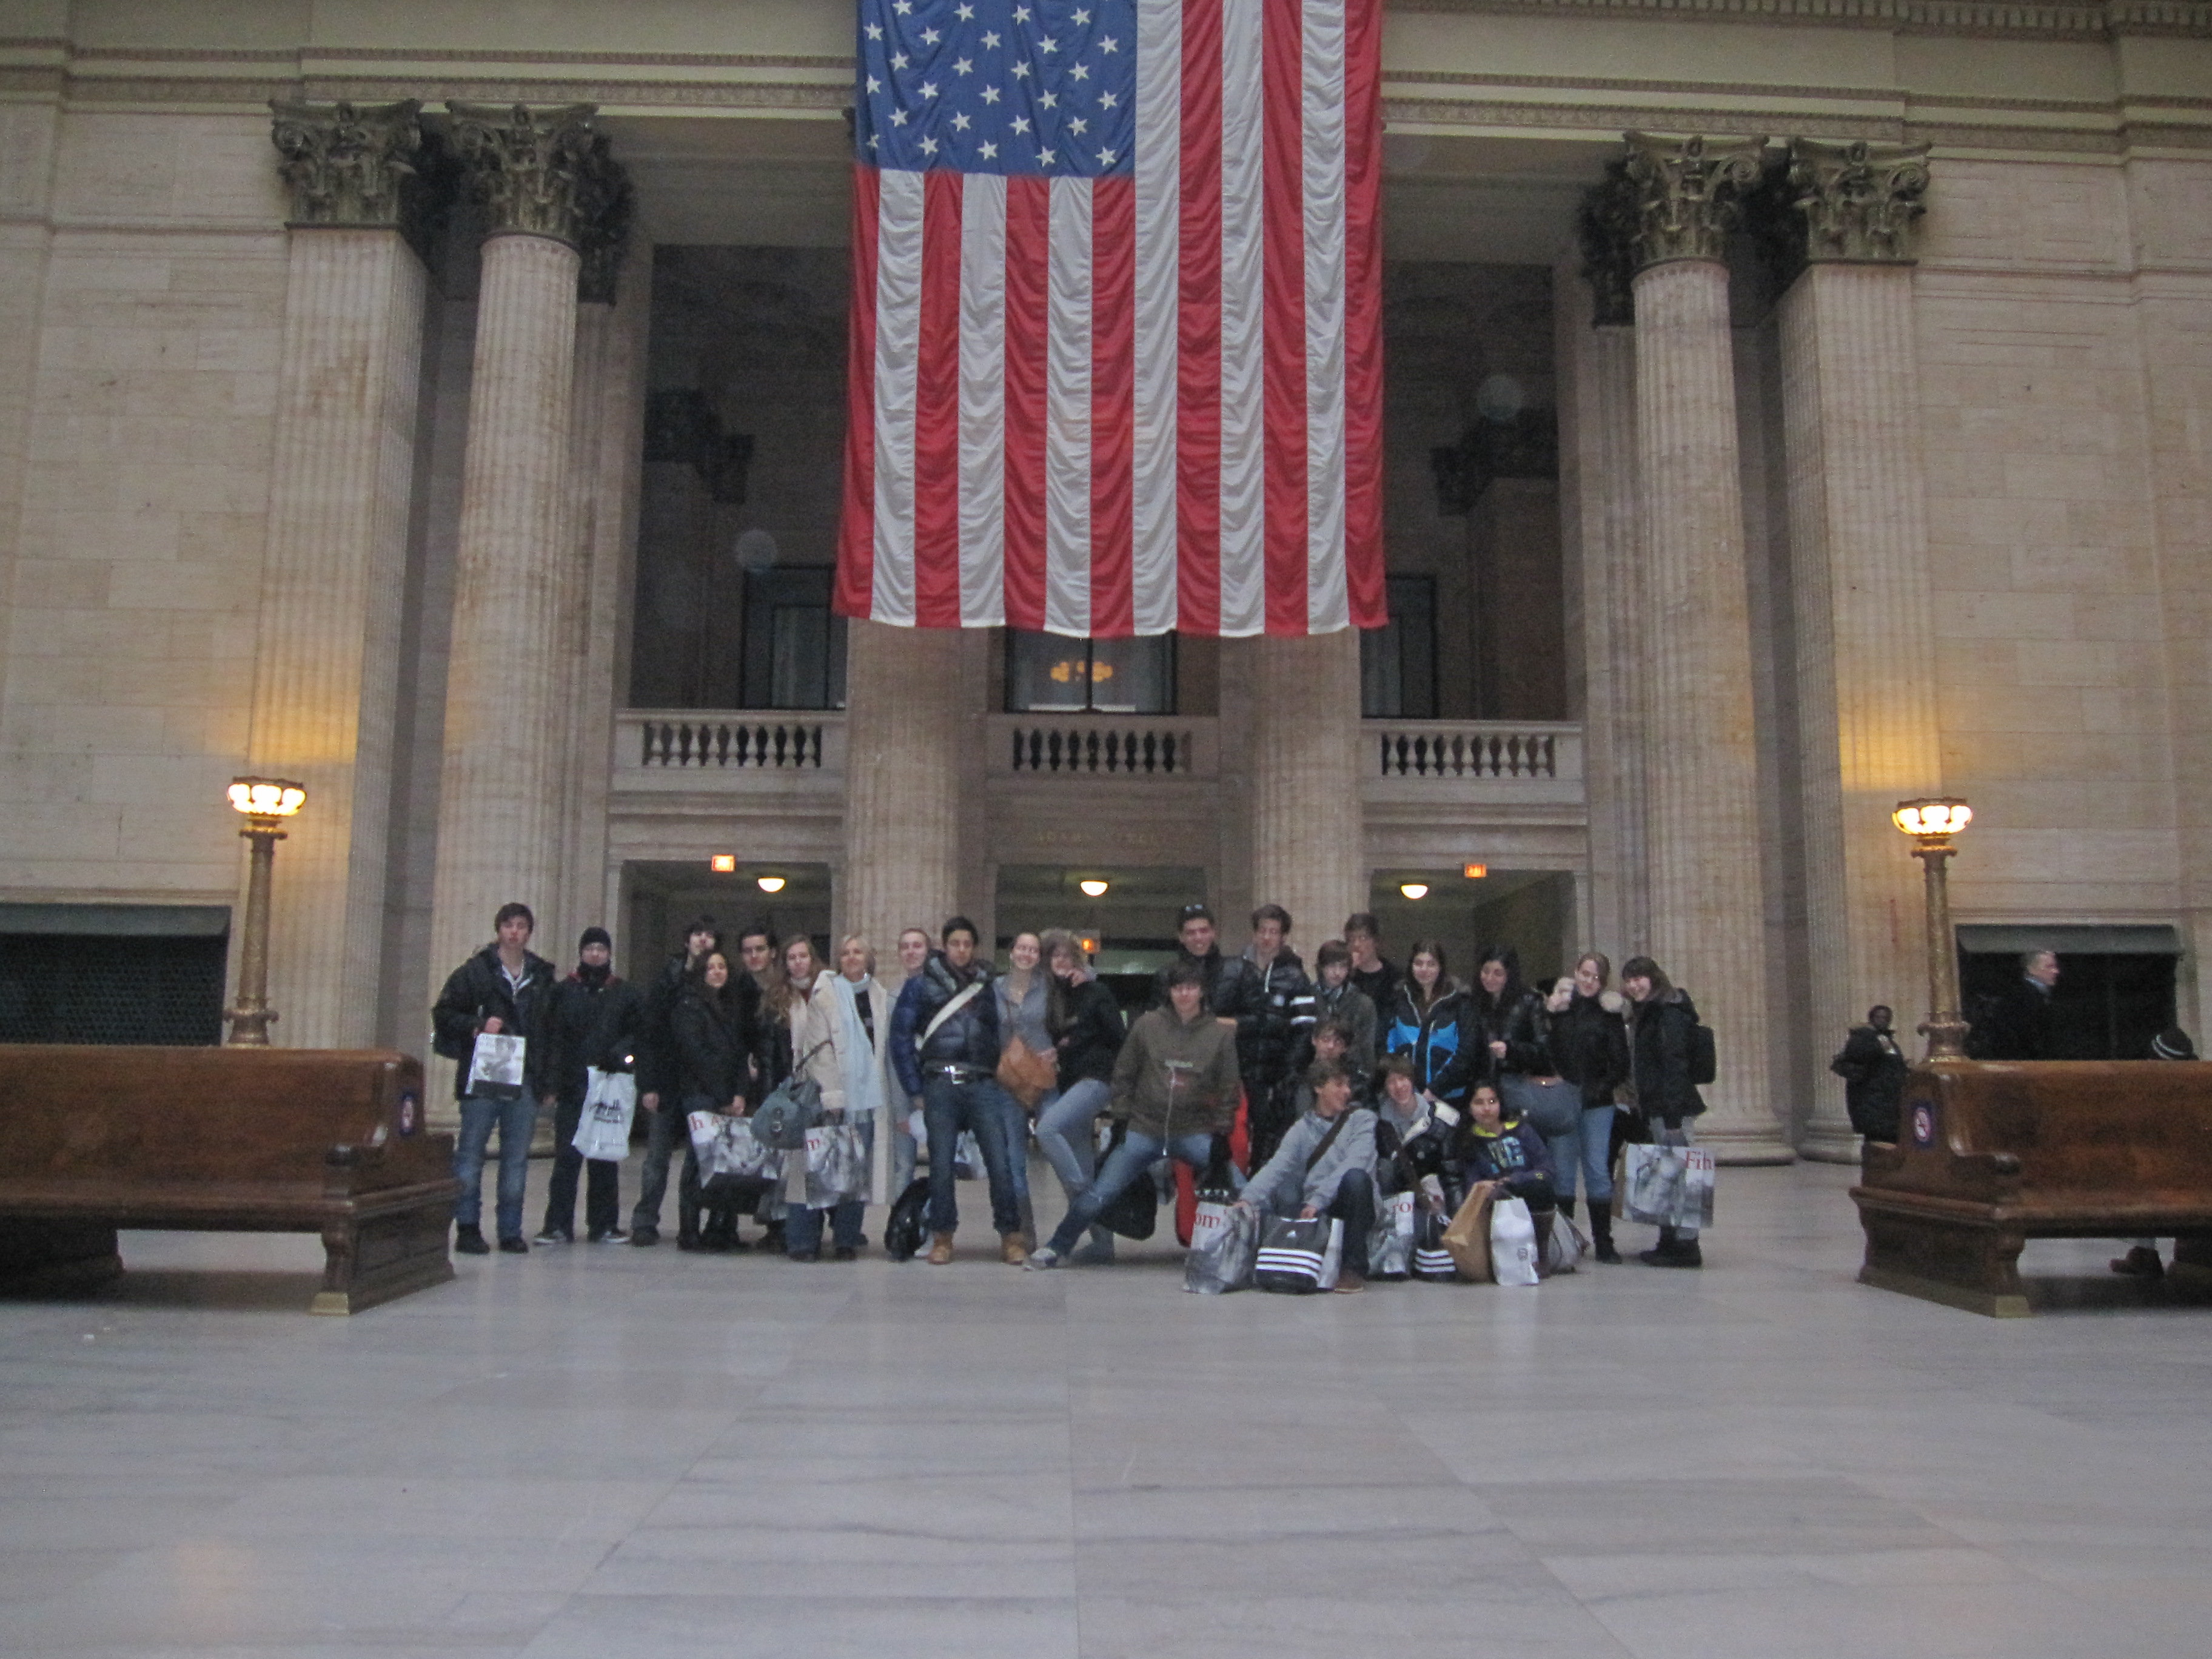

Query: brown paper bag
[[1441, 1180, 1500, 1283]]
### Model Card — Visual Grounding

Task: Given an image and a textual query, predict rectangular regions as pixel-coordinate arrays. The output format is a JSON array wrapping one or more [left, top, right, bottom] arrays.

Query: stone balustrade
[[618, 711, 843, 773], [990, 716, 1215, 779]]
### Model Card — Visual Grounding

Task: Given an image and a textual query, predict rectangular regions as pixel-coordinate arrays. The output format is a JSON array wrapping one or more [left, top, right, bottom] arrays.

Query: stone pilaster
[[839, 622, 965, 955], [1247, 632, 1365, 951], [242, 101, 429, 1048], [1626, 133, 1791, 1162], [1778, 139, 1940, 1159], [426, 104, 594, 1026]]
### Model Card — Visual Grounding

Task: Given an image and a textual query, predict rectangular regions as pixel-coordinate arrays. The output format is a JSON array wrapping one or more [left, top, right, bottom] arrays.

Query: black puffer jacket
[[1629, 988, 1707, 1127], [1048, 976, 1127, 1084], [637, 948, 763, 1099], [545, 968, 645, 1105], [671, 980, 752, 1107], [431, 943, 558, 1101], [890, 951, 1000, 1096], [1147, 947, 1267, 1033], [1549, 990, 1631, 1104], [1471, 950, 1548, 1082], [1238, 947, 1316, 1087]]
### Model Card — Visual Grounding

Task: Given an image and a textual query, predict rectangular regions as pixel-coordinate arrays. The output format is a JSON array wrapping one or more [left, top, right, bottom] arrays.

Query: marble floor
[[2, 1157, 2209, 1658]]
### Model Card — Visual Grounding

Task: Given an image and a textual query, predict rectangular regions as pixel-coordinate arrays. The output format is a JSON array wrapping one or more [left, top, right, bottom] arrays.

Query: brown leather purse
[[996, 1036, 1057, 1110]]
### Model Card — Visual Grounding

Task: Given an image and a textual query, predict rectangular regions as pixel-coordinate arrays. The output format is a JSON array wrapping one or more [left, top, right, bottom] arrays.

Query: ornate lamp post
[[1892, 797, 1972, 1061], [224, 777, 307, 1046]]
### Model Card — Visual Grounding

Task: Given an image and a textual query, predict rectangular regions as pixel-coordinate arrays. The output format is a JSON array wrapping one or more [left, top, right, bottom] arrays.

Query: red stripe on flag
[[1002, 175, 1051, 634], [1090, 176, 1136, 638], [1342, 0, 1387, 629], [1176, 0, 1224, 635], [1261, 0, 1308, 635], [835, 163, 881, 620], [913, 170, 965, 629]]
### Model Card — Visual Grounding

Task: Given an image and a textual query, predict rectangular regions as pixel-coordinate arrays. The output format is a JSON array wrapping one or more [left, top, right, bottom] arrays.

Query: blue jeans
[[1578, 1103, 1616, 1204], [1045, 1128, 1226, 1256], [1034, 1077, 1111, 1196], [922, 1076, 1023, 1237], [454, 1093, 537, 1241], [996, 1088, 1032, 1211], [785, 1119, 874, 1255]]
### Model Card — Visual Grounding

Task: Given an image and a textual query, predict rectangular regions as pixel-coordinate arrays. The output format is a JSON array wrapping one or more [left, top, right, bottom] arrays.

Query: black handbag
[[1095, 1124, 1159, 1241]]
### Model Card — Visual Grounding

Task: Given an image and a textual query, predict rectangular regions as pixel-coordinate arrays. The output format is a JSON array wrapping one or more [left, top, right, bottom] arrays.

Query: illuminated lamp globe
[[1079, 879, 1110, 899], [1892, 798, 1972, 840], [227, 777, 307, 819], [757, 875, 787, 894], [1399, 882, 1430, 900]]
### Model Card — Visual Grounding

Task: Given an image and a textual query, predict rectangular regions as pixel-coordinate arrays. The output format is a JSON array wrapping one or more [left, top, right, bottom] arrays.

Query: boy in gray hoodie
[[1238, 1058, 1378, 1291]]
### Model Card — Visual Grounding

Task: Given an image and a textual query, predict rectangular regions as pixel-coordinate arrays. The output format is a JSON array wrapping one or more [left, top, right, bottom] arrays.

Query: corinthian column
[[1777, 139, 1941, 1160], [1566, 163, 1649, 953], [1248, 632, 1364, 947], [839, 622, 965, 953], [1626, 132, 1790, 1162], [425, 103, 595, 1019], [242, 101, 429, 1048]]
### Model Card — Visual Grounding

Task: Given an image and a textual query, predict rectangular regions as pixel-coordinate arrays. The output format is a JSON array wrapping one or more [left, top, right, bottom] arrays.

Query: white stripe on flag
[[1301, 0, 1348, 632], [1131, 0, 1181, 635], [1217, 0, 1266, 637], [1044, 176, 1093, 637], [870, 168, 925, 626], [959, 173, 1008, 628]]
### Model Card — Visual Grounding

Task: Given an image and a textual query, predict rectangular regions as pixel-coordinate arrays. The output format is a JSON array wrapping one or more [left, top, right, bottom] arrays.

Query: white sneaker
[[1025, 1246, 1062, 1271]]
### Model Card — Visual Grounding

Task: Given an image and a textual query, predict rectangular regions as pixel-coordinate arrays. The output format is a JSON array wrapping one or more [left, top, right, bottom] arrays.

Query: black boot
[[1639, 1224, 1679, 1267], [1589, 1205, 1621, 1265], [1558, 1197, 1577, 1222]]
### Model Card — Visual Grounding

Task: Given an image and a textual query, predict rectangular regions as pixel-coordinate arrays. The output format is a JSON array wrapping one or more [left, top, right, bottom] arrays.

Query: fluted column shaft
[[1248, 632, 1365, 950], [1634, 256, 1788, 1160], [244, 226, 427, 1048], [1780, 260, 1941, 1158], [426, 230, 580, 994], [839, 621, 964, 953]]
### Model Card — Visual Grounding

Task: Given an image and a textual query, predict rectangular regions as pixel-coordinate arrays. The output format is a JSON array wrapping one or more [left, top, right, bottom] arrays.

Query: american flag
[[834, 0, 1386, 637]]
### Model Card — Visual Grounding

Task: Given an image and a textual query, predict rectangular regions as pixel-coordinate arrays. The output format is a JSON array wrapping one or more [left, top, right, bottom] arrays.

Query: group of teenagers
[[433, 896, 1714, 1279]]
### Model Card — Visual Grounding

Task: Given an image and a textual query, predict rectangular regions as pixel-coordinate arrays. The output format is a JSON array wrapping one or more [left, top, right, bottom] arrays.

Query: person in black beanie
[[535, 927, 645, 1244], [2112, 1025, 2198, 1279]]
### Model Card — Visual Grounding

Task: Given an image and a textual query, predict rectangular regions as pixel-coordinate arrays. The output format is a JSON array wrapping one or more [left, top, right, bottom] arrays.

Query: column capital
[[446, 101, 599, 247], [269, 98, 422, 229], [1623, 132, 1769, 270], [1788, 138, 1931, 265], [573, 135, 635, 305], [1577, 159, 1639, 327]]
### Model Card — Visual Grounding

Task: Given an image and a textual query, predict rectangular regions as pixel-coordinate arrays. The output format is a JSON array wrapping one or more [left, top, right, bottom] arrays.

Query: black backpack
[[883, 1177, 932, 1261], [1689, 1021, 1717, 1087]]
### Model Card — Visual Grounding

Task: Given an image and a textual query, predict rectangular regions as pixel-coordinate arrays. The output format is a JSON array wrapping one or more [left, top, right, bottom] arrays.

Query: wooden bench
[[1851, 1059, 2212, 1316], [0, 1046, 458, 1314]]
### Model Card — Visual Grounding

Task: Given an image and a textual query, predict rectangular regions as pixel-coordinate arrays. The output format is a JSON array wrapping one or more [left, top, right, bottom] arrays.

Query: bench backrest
[[1899, 1061, 2212, 1203], [0, 1046, 437, 1188]]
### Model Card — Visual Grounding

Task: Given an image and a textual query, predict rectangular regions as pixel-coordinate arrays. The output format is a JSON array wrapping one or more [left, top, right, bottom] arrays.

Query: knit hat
[[2151, 1027, 2196, 1061], [579, 926, 612, 953]]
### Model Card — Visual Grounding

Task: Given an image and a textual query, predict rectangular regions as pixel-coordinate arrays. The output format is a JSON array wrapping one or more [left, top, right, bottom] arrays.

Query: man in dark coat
[[1974, 949, 2059, 1061], [535, 927, 645, 1245], [1829, 1004, 1909, 1143], [431, 901, 557, 1255]]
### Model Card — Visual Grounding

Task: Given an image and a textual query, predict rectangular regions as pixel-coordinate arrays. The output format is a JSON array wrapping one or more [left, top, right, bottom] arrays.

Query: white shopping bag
[[1184, 1199, 1260, 1295], [466, 1032, 526, 1099], [1621, 1144, 1717, 1229], [1365, 1188, 1416, 1279], [1541, 1216, 1589, 1276], [687, 1110, 723, 1155], [1490, 1196, 1540, 1287], [572, 1068, 636, 1161]]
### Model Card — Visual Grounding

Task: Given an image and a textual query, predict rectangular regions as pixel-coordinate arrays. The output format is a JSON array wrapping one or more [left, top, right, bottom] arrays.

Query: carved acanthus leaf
[[1788, 138, 1931, 264], [269, 99, 421, 228], [1623, 131, 1769, 270], [1577, 159, 1640, 326], [446, 102, 599, 246]]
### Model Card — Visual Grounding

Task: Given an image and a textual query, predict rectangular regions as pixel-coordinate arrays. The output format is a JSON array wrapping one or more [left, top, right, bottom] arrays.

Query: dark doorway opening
[[1957, 930, 2179, 1061]]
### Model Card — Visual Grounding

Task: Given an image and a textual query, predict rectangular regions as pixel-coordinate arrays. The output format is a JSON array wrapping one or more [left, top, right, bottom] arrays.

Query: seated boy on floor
[[1235, 1057, 1379, 1292], [1458, 1079, 1558, 1244]]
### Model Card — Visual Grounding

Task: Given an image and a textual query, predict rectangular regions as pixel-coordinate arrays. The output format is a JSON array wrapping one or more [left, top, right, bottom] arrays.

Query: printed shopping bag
[[1619, 1143, 1715, 1228], [1541, 1215, 1589, 1276], [1410, 1201, 1458, 1281], [466, 1032, 526, 1099], [803, 1122, 869, 1208], [1490, 1196, 1540, 1287], [1253, 1216, 1344, 1294], [1365, 1188, 1416, 1280], [1183, 1199, 1260, 1295], [572, 1067, 637, 1161]]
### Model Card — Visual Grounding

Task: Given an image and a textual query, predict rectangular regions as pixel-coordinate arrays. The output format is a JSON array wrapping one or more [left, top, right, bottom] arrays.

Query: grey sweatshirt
[[1242, 1105, 1377, 1215]]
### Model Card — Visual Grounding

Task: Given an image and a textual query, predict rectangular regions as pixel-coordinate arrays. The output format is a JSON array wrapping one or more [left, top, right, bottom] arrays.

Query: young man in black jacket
[[535, 927, 644, 1245], [431, 902, 557, 1255], [1238, 903, 1317, 1171]]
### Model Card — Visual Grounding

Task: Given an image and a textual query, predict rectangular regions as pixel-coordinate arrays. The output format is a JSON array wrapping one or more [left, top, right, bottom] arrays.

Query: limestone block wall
[[1915, 159, 2181, 944], [0, 111, 285, 910]]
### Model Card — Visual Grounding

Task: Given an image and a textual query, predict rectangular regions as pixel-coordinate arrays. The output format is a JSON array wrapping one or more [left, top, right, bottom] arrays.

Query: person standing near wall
[[1621, 954, 1705, 1269], [1344, 913, 1402, 1025], [1828, 1004, 1908, 1144], [432, 902, 557, 1256], [630, 916, 738, 1247], [1239, 904, 1318, 1173], [1548, 953, 1631, 1264]]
